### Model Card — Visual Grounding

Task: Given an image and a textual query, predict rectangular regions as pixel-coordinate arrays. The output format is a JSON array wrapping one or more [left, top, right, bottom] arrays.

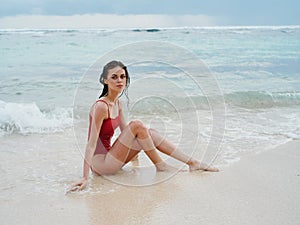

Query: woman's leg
[[92, 120, 159, 175], [91, 120, 218, 175], [149, 128, 219, 172], [125, 139, 177, 171]]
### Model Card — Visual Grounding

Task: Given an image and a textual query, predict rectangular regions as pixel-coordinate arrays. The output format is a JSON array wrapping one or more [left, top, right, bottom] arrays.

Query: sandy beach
[[1, 138, 299, 225]]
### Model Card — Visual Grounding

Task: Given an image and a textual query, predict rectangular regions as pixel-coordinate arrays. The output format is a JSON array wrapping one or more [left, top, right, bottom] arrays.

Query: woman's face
[[105, 66, 127, 93]]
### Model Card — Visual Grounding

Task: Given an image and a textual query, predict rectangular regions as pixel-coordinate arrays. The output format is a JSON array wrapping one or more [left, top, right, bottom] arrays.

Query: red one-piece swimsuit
[[87, 99, 120, 155]]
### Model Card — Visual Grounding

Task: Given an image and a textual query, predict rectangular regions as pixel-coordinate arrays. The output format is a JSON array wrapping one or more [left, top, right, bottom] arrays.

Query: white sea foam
[[0, 100, 73, 137]]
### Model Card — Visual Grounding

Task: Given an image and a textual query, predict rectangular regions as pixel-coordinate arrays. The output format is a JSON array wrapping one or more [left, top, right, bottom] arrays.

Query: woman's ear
[[104, 78, 108, 84]]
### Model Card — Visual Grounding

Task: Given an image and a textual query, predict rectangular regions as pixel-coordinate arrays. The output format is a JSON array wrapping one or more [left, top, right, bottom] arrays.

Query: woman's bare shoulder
[[90, 100, 108, 119]]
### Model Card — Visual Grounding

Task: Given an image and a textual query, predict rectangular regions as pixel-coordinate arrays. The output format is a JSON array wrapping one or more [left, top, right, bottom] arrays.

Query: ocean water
[[0, 27, 300, 190]]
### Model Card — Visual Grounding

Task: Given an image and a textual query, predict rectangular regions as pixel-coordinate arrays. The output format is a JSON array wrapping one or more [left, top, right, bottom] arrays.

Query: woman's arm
[[67, 102, 107, 192], [83, 102, 107, 177]]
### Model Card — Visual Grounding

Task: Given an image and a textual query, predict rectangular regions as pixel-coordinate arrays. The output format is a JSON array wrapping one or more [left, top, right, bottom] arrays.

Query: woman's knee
[[129, 120, 147, 133]]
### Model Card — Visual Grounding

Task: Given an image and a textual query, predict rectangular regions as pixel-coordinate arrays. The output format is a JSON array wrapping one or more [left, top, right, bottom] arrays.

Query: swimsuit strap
[[96, 99, 110, 118]]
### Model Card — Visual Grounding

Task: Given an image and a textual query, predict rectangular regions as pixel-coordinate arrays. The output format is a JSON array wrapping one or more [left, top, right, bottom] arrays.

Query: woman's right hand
[[66, 178, 88, 194]]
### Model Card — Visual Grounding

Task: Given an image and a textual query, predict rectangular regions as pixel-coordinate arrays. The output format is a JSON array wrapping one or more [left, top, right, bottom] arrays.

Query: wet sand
[[1, 140, 299, 225]]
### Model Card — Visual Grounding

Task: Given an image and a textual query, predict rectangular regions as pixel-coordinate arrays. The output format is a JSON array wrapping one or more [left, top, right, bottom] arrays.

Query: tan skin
[[68, 66, 218, 192]]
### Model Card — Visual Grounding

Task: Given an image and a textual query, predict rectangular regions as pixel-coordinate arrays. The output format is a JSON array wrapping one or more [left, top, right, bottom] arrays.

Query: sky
[[0, 0, 299, 28]]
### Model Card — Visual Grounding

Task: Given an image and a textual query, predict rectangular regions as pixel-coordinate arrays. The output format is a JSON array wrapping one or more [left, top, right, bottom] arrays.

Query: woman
[[69, 60, 218, 191]]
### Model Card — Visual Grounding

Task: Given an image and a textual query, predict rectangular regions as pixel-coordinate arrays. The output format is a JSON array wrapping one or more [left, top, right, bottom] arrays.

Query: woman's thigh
[[91, 122, 148, 175], [91, 154, 107, 175], [92, 139, 142, 175], [106, 138, 142, 166]]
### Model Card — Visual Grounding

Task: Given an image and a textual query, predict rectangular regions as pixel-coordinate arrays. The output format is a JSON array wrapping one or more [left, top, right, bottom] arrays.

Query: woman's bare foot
[[155, 161, 180, 172], [188, 160, 219, 172]]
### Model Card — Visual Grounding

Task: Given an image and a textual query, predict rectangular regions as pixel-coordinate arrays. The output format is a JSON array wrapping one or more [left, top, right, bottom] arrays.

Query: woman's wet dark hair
[[99, 60, 130, 99]]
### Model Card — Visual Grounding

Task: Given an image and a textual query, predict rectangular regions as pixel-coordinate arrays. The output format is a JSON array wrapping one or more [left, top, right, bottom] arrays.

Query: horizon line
[[0, 25, 300, 31]]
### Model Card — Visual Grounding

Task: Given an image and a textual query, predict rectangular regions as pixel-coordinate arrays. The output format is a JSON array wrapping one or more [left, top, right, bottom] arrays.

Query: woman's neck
[[105, 91, 119, 104]]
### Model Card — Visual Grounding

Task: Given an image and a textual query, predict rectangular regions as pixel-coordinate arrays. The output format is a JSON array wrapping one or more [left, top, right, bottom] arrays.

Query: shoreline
[[1, 139, 299, 225]]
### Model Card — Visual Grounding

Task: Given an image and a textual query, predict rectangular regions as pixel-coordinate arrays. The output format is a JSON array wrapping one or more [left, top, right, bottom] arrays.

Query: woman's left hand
[[66, 178, 88, 194]]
